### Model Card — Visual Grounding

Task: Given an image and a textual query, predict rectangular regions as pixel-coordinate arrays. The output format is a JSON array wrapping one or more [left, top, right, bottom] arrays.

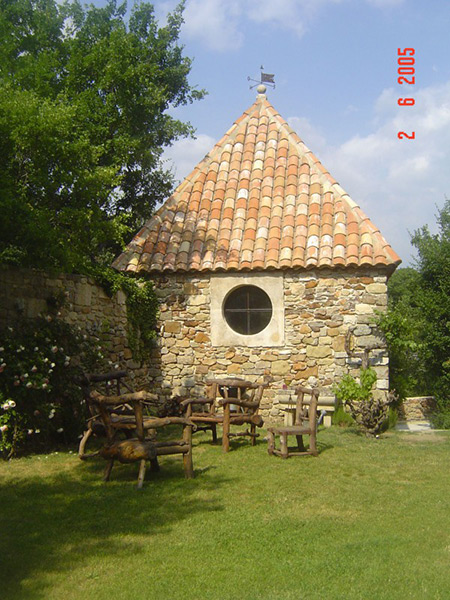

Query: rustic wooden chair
[[77, 370, 156, 459], [267, 386, 320, 458], [183, 378, 267, 452], [89, 390, 195, 488]]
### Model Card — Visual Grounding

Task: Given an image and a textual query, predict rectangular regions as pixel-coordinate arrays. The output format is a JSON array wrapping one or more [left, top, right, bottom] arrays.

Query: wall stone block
[[306, 346, 332, 359]]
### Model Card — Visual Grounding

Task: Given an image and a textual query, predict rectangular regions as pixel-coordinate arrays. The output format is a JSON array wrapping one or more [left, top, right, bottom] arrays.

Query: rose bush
[[0, 316, 104, 457]]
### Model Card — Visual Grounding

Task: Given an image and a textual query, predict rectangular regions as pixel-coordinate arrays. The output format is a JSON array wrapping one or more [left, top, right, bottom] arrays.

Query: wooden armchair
[[89, 390, 195, 487], [77, 371, 158, 460], [267, 386, 319, 458], [183, 378, 267, 452], [77, 371, 195, 487]]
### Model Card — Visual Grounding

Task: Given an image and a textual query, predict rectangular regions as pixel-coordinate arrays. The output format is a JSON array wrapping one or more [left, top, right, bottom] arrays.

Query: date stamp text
[[397, 48, 415, 140]]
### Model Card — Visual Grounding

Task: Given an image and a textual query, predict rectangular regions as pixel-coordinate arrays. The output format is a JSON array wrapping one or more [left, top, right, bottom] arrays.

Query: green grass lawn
[[1, 427, 449, 600]]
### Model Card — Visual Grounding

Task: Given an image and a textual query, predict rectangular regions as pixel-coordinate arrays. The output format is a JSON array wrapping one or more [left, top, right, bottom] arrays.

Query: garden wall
[[0, 268, 150, 387], [0, 267, 391, 421]]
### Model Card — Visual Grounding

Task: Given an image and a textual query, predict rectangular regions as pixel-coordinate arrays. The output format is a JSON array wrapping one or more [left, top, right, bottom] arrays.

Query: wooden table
[[205, 378, 266, 451]]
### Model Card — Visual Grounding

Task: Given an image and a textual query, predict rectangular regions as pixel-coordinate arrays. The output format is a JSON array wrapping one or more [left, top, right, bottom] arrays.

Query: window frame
[[210, 273, 284, 347], [223, 284, 273, 335]]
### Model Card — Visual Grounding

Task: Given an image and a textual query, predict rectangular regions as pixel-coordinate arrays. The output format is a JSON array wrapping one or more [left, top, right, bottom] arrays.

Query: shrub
[[333, 368, 395, 436], [0, 315, 104, 457], [332, 403, 354, 427]]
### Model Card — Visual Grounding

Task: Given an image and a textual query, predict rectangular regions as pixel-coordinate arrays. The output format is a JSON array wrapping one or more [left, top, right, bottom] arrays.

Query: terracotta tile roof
[[113, 94, 401, 274]]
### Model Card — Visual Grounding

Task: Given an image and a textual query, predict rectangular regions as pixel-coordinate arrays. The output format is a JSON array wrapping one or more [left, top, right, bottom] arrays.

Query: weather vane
[[248, 65, 275, 90]]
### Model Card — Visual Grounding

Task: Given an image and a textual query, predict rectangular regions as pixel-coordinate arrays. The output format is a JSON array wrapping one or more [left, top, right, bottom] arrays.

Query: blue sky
[[156, 0, 450, 266], [103, 0, 450, 265]]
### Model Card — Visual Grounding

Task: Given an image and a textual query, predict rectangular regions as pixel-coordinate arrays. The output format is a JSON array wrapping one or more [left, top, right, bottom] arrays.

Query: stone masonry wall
[[0, 267, 390, 417], [150, 268, 390, 418], [0, 268, 150, 388]]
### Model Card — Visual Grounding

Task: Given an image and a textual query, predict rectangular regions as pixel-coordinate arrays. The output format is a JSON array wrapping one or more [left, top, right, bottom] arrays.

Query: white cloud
[[245, 0, 315, 37], [366, 0, 405, 7], [180, 0, 344, 51], [176, 0, 403, 51], [317, 81, 450, 263], [163, 133, 218, 182], [288, 116, 328, 155], [183, 0, 244, 52]]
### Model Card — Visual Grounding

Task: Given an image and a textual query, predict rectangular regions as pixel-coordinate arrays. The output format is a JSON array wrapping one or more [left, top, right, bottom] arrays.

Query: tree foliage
[[411, 199, 450, 422], [0, 0, 204, 272], [376, 268, 425, 400], [377, 199, 450, 424]]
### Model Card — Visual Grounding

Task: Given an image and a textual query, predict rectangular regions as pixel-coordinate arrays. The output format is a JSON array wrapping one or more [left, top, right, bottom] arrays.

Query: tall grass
[[1, 427, 449, 599]]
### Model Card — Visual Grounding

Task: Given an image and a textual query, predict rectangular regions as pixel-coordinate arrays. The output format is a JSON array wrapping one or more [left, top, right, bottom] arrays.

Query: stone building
[[113, 88, 401, 422]]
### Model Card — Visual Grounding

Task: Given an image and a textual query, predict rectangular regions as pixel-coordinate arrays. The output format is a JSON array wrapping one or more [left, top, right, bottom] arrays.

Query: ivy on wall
[[92, 267, 159, 360]]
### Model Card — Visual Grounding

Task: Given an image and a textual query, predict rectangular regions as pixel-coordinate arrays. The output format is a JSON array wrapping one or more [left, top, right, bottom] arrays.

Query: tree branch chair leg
[[78, 427, 93, 459], [137, 459, 147, 489], [183, 422, 194, 478], [309, 435, 318, 457], [150, 457, 160, 472], [104, 459, 114, 481], [296, 434, 306, 452], [222, 403, 231, 452], [280, 432, 289, 459], [250, 423, 257, 446]]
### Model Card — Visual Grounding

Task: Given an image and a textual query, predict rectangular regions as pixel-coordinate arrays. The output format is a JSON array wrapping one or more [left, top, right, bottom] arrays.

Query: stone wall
[[399, 396, 436, 421], [0, 267, 391, 419], [150, 268, 390, 418], [0, 268, 149, 387]]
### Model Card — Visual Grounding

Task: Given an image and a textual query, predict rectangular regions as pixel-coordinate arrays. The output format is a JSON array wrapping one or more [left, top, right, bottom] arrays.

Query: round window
[[223, 285, 273, 335]]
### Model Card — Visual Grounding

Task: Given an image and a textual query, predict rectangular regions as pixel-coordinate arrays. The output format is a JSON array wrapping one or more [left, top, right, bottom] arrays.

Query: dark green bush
[[0, 315, 104, 457]]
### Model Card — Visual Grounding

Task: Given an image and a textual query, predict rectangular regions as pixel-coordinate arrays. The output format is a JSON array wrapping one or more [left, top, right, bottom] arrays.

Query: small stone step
[[396, 420, 433, 432]]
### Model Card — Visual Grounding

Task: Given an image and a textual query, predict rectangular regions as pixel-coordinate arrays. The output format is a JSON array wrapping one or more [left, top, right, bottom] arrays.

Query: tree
[[0, 0, 204, 272], [377, 199, 450, 425], [411, 199, 450, 418], [376, 268, 426, 400]]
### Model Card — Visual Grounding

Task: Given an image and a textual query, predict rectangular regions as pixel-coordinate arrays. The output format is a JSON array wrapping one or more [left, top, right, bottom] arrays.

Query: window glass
[[223, 285, 272, 335]]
